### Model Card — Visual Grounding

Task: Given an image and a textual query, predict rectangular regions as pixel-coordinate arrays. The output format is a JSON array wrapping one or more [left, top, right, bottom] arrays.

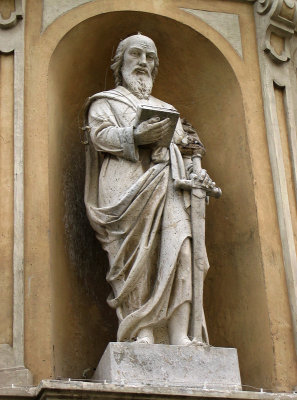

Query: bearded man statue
[[83, 34, 213, 346]]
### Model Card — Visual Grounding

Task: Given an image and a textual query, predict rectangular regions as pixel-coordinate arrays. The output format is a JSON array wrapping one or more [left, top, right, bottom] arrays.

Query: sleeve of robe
[[88, 99, 139, 162]]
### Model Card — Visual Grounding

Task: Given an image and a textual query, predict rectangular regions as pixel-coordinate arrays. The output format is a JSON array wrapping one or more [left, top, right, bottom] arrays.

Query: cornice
[[255, 0, 297, 63]]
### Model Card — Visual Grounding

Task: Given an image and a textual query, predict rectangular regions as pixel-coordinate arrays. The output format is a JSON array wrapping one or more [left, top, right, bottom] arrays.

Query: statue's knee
[[179, 238, 191, 260]]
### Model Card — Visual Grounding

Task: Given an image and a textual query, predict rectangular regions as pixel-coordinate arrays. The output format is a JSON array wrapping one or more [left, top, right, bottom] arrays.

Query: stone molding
[[181, 9, 243, 57], [0, 0, 23, 30], [42, 0, 93, 31], [256, 0, 297, 62], [0, 0, 32, 387], [40, 0, 255, 33], [256, 0, 274, 14], [2, 380, 297, 399], [254, 0, 297, 358]]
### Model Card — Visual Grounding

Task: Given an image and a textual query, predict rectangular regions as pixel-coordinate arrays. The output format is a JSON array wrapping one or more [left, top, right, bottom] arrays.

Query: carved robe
[[84, 86, 205, 341]]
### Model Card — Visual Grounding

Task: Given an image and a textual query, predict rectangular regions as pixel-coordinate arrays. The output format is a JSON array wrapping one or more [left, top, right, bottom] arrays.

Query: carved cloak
[[84, 86, 207, 341]]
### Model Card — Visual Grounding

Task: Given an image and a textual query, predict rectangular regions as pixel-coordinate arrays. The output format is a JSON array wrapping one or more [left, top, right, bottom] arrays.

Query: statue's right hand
[[134, 117, 171, 145]]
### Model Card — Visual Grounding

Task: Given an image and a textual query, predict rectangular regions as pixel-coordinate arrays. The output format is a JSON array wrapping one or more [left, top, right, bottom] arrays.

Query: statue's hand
[[192, 169, 215, 190], [134, 117, 171, 146]]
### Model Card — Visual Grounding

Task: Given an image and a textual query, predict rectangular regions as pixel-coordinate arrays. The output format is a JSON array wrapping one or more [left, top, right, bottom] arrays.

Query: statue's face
[[122, 36, 157, 80]]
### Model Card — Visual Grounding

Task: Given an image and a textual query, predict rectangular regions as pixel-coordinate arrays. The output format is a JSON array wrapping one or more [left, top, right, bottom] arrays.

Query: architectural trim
[[254, 0, 297, 355], [3, 380, 297, 399], [42, 0, 93, 31], [41, 0, 257, 33], [181, 9, 243, 57], [0, 0, 32, 386], [0, 0, 23, 29], [257, 0, 297, 62], [256, 0, 274, 14]]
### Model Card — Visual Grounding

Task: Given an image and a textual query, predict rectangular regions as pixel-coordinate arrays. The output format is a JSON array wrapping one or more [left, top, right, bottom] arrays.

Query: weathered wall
[[0, 53, 14, 348], [48, 9, 264, 383], [0, 0, 294, 392]]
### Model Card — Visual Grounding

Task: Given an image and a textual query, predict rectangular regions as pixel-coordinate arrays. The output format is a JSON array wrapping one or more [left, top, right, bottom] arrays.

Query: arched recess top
[[41, 0, 249, 95], [45, 0, 271, 389]]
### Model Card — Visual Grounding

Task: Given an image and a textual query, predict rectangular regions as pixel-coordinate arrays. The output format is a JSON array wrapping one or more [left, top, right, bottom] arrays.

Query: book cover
[[134, 105, 180, 147]]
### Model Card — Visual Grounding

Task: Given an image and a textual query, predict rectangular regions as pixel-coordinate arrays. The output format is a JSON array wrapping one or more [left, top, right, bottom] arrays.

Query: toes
[[135, 336, 153, 344], [190, 337, 207, 346]]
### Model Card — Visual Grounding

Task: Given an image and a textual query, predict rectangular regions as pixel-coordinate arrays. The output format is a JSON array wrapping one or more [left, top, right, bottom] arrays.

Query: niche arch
[[47, 8, 273, 387]]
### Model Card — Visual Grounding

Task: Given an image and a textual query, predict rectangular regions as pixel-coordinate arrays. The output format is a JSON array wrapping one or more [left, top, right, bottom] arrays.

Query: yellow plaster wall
[[24, 0, 54, 382], [23, 0, 297, 390]]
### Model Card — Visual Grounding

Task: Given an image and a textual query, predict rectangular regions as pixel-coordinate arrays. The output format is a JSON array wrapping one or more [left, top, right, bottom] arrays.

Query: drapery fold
[[84, 86, 208, 341]]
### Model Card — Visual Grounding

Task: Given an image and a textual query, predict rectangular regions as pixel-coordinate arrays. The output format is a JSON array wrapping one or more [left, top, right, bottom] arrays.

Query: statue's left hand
[[134, 117, 171, 146], [190, 168, 215, 190]]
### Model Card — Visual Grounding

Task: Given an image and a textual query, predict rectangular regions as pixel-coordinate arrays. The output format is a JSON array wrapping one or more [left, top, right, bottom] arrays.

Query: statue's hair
[[111, 34, 159, 87]]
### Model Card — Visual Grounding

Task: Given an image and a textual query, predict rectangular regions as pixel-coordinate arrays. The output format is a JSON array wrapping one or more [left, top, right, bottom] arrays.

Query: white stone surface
[[42, 0, 93, 31], [0, 0, 32, 386], [85, 35, 217, 345], [0, 366, 33, 387], [93, 342, 242, 390], [2, 378, 297, 399], [181, 9, 243, 57]]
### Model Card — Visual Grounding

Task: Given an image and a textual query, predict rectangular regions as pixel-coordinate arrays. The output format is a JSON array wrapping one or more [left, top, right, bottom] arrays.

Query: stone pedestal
[[93, 342, 242, 390], [0, 367, 33, 387]]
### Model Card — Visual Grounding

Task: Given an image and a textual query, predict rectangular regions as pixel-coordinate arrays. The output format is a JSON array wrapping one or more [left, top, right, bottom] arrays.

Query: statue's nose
[[138, 54, 147, 66]]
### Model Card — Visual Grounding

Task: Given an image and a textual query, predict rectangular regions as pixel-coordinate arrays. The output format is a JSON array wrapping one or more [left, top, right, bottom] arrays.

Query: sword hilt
[[173, 178, 222, 198]]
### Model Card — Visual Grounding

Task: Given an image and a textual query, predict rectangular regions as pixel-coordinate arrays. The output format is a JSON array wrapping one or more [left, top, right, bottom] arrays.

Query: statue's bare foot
[[135, 327, 154, 344], [135, 336, 153, 344], [170, 335, 192, 346], [190, 337, 208, 346]]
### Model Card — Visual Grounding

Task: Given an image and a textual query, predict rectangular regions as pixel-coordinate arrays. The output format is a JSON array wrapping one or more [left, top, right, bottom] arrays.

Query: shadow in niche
[[63, 142, 109, 307], [61, 141, 118, 377], [48, 9, 272, 387]]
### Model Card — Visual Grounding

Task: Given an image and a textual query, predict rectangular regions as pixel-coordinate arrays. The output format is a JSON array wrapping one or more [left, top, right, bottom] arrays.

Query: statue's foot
[[135, 327, 154, 344], [170, 335, 192, 346], [190, 337, 208, 346], [135, 336, 154, 344]]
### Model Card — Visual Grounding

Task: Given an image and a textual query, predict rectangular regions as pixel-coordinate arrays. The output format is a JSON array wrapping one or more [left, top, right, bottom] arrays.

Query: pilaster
[[254, 0, 297, 356], [0, 0, 32, 387]]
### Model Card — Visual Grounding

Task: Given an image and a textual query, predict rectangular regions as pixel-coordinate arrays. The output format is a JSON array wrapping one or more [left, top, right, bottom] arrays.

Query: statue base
[[93, 342, 242, 390]]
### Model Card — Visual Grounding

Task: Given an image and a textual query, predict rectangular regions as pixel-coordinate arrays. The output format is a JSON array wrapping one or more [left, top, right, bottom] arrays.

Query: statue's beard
[[121, 68, 153, 100]]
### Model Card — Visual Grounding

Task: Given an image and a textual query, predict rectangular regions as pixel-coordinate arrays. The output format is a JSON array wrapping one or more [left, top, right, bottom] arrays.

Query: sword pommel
[[207, 186, 222, 199]]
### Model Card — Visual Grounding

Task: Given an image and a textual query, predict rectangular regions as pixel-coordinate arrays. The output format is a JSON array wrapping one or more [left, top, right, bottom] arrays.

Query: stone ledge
[[0, 367, 33, 391], [2, 381, 297, 400]]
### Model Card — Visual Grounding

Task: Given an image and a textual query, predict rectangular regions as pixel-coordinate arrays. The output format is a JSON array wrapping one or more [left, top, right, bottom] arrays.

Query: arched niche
[[48, 10, 272, 387]]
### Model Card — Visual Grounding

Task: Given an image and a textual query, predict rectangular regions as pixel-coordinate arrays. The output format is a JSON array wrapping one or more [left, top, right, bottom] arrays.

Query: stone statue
[[83, 34, 221, 346]]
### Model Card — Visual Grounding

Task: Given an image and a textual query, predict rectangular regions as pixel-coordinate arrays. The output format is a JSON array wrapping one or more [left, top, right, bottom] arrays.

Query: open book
[[134, 105, 180, 147]]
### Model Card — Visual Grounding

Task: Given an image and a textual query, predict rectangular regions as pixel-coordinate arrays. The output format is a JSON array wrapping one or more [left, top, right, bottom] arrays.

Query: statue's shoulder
[[84, 88, 128, 120], [88, 89, 122, 103], [83, 90, 116, 124], [88, 87, 137, 109]]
